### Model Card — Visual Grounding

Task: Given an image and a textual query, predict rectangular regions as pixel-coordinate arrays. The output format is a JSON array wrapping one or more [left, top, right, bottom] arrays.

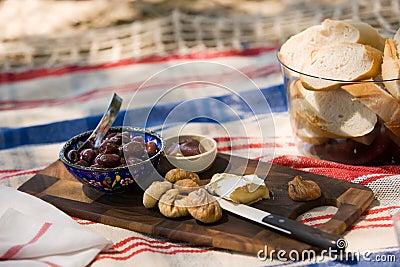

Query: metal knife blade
[[217, 198, 344, 252]]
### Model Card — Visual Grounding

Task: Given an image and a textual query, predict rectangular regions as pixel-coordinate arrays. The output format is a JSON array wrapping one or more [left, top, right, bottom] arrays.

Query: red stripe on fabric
[[71, 216, 97, 225], [0, 46, 279, 84], [75, 220, 97, 225], [111, 241, 210, 255], [362, 216, 393, 222], [299, 213, 394, 226], [0, 169, 42, 181], [96, 247, 210, 261], [0, 169, 20, 173], [364, 206, 400, 215], [307, 223, 394, 230], [300, 214, 334, 224], [367, 206, 400, 215], [217, 142, 279, 152], [0, 222, 51, 259], [349, 223, 393, 230], [213, 136, 261, 142], [272, 155, 400, 181], [358, 175, 393, 185]]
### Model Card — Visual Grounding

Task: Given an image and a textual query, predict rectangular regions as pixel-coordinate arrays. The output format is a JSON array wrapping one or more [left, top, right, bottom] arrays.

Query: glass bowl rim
[[276, 50, 400, 84]]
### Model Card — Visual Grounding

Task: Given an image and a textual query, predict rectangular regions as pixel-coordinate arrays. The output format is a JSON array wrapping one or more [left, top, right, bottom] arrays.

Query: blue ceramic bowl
[[59, 126, 164, 193]]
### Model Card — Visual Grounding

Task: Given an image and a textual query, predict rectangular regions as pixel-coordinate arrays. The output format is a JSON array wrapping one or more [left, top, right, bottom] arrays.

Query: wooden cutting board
[[18, 153, 374, 258]]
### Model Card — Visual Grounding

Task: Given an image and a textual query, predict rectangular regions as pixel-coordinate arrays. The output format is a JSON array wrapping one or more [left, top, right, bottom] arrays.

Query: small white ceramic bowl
[[164, 134, 217, 173]]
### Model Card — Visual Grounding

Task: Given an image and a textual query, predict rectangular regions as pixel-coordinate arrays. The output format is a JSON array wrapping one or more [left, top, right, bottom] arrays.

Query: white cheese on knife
[[206, 173, 269, 204]]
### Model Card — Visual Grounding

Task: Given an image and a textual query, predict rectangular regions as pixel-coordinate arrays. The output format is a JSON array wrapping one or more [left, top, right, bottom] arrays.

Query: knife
[[217, 198, 345, 252]]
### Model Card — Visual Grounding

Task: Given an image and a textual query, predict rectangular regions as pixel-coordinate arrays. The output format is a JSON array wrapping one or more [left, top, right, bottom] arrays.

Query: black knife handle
[[262, 214, 345, 252]]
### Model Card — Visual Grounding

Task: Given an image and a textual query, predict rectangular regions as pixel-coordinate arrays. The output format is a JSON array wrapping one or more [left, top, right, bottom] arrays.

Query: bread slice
[[293, 82, 377, 138], [322, 19, 385, 51], [289, 99, 329, 145], [342, 82, 400, 141], [342, 82, 400, 123], [278, 25, 323, 73], [278, 19, 385, 73], [300, 43, 383, 91], [381, 38, 400, 100]]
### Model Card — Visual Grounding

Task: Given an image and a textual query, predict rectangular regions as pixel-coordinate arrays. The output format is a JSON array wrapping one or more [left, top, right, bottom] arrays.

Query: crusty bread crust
[[342, 82, 400, 143], [381, 38, 400, 100], [342, 82, 400, 123], [337, 19, 385, 51]]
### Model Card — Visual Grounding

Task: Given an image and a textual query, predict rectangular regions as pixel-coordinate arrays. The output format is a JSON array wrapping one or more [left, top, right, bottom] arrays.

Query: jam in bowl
[[164, 134, 217, 173]]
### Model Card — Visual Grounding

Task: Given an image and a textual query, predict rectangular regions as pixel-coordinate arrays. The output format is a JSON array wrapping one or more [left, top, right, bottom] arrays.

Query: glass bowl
[[278, 56, 400, 165]]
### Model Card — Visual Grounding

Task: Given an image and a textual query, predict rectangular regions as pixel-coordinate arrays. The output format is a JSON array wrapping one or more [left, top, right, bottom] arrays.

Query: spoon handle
[[78, 93, 123, 151]]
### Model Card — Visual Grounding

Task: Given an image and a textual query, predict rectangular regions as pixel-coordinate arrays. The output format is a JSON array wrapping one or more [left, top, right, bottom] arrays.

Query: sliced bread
[[342, 82, 400, 123], [342, 82, 400, 141], [278, 25, 323, 73], [278, 19, 385, 73], [300, 43, 383, 91], [381, 38, 400, 100], [321, 19, 385, 51], [294, 83, 377, 138]]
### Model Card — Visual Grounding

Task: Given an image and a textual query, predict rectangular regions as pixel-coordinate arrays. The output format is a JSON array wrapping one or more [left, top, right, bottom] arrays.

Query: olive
[[67, 149, 80, 163], [67, 130, 160, 169], [123, 140, 146, 157], [78, 140, 93, 150], [146, 141, 159, 157], [121, 132, 131, 144], [132, 135, 145, 143], [98, 140, 119, 154], [80, 149, 97, 164], [95, 153, 121, 168], [75, 159, 90, 167], [108, 134, 122, 146], [105, 132, 117, 140]]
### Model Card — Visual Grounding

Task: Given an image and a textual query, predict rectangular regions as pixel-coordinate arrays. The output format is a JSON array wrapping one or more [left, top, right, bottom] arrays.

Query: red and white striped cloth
[[1, 46, 399, 266]]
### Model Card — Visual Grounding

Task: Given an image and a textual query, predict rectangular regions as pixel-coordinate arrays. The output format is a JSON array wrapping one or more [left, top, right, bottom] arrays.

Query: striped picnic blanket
[[1, 46, 399, 266]]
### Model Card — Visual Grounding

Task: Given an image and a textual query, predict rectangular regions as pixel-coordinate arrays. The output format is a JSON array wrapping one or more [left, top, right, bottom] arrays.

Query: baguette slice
[[279, 19, 385, 73], [294, 82, 377, 138], [279, 25, 323, 73], [323, 19, 385, 51], [342, 82, 400, 123], [342, 82, 400, 141], [300, 43, 383, 91], [290, 98, 329, 145], [381, 38, 400, 100]]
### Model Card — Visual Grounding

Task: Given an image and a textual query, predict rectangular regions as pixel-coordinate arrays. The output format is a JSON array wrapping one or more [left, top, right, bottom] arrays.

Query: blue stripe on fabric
[[0, 84, 286, 150]]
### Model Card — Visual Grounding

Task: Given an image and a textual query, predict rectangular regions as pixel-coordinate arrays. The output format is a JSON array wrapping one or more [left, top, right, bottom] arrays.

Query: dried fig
[[158, 189, 189, 218], [185, 188, 222, 223], [165, 168, 201, 185], [288, 175, 321, 201], [174, 178, 199, 194], [143, 181, 172, 208]]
